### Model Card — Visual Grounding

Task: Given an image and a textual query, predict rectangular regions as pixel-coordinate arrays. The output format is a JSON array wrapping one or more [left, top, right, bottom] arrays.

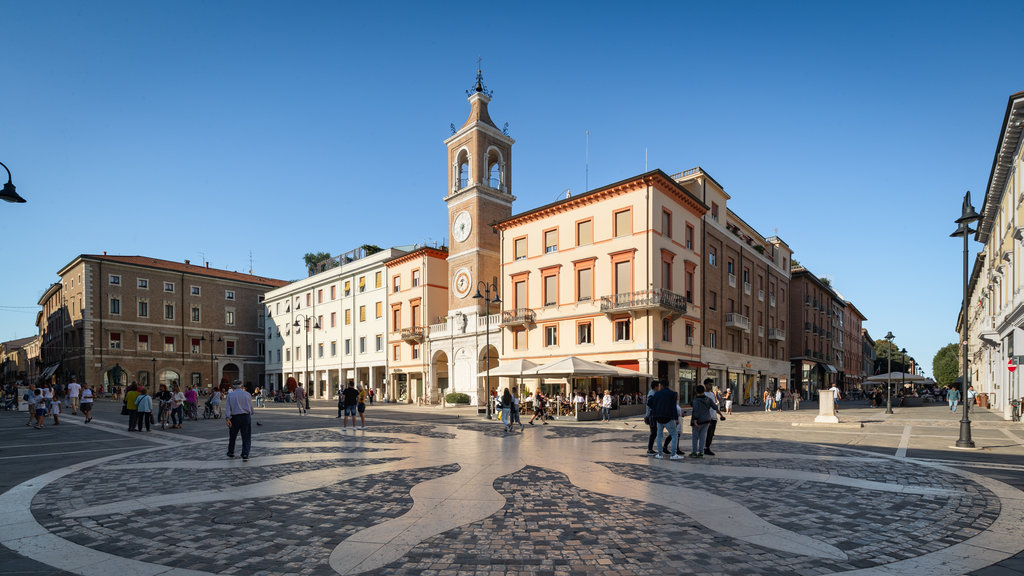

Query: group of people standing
[[23, 376, 95, 429], [646, 378, 725, 460]]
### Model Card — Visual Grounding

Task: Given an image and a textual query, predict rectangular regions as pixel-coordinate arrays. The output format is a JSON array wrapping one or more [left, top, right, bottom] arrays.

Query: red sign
[[1009, 359, 1017, 373]]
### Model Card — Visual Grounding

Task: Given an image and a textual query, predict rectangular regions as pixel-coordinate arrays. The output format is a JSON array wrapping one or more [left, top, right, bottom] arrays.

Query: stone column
[[814, 389, 839, 424]]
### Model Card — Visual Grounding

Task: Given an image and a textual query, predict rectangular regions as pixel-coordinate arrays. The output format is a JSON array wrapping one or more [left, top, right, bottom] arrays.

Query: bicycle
[[158, 401, 172, 430], [203, 401, 217, 419]]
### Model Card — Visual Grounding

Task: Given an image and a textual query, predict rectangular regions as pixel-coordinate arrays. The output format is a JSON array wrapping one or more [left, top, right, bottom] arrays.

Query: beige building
[[41, 254, 285, 392], [674, 168, 792, 404], [385, 246, 449, 402], [495, 169, 706, 398], [964, 90, 1024, 419], [264, 246, 406, 400], [1, 335, 38, 386]]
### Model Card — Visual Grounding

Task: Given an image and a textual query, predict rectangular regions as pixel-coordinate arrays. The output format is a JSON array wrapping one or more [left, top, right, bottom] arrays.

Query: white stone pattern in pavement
[[0, 423, 1021, 576]]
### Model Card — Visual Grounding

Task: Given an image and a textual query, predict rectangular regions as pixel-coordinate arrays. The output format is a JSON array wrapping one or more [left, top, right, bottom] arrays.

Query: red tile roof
[[79, 255, 288, 288]]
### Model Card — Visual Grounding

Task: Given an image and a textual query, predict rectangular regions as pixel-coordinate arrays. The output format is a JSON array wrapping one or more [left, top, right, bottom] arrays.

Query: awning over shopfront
[[823, 364, 838, 373], [680, 360, 709, 368], [39, 363, 59, 381]]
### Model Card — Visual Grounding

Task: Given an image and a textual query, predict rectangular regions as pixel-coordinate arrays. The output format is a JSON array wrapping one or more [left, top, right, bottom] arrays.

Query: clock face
[[452, 211, 472, 243], [453, 268, 472, 298]]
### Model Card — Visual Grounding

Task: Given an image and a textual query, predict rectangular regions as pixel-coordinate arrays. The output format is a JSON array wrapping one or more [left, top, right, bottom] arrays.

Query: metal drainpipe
[[180, 272, 186, 369], [646, 182, 653, 386], [311, 289, 316, 398], [98, 260, 103, 391]]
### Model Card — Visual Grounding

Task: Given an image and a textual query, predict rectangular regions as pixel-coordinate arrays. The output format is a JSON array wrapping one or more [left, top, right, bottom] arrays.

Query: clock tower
[[444, 68, 515, 313]]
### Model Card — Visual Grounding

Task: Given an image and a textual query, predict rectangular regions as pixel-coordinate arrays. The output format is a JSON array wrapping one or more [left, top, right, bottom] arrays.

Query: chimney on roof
[[205, 262, 209, 268], [185, 259, 190, 265], [103, 251, 107, 255]]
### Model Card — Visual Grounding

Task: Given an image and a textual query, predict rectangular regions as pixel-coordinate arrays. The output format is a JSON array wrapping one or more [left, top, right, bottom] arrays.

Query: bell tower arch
[[444, 68, 515, 313]]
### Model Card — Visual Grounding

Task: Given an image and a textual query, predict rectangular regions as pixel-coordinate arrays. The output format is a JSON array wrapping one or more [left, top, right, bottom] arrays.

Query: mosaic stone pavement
[[2, 420, 1023, 576]]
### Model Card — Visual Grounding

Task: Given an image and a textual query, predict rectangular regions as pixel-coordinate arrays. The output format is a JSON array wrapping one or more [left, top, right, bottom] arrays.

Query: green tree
[[874, 339, 910, 373], [303, 252, 332, 273], [932, 343, 959, 387], [360, 244, 382, 255]]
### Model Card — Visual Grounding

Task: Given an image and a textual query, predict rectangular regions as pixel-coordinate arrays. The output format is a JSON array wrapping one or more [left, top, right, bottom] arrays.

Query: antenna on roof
[[249, 251, 254, 275]]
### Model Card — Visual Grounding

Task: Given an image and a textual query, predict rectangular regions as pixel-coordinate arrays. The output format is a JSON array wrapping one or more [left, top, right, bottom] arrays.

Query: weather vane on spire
[[467, 57, 492, 97]]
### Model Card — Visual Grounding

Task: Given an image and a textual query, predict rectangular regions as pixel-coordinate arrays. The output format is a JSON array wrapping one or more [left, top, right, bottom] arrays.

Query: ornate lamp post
[[294, 314, 320, 407], [474, 279, 501, 420], [0, 161, 26, 203], [885, 331, 895, 414], [200, 333, 222, 390], [151, 357, 156, 388], [951, 190, 980, 448]]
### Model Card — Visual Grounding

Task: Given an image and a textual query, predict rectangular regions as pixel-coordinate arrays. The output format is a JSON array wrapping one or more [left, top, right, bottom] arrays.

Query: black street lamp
[[151, 357, 156, 388], [0, 161, 26, 203], [951, 190, 980, 448], [200, 333, 222, 390], [473, 279, 501, 420], [900, 348, 908, 398], [885, 331, 895, 415], [294, 314, 320, 409]]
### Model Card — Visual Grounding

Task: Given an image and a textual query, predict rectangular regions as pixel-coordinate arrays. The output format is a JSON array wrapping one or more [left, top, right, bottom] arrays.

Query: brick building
[[40, 254, 286, 392]]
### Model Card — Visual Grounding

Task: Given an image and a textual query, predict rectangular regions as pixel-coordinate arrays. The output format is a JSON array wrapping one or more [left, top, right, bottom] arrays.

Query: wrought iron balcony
[[725, 313, 751, 332], [600, 289, 687, 317], [501, 308, 536, 326], [400, 326, 426, 343], [768, 328, 786, 341]]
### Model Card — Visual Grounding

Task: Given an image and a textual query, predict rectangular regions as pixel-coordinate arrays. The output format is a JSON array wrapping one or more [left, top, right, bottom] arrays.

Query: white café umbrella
[[523, 356, 619, 377], [486, 358, 539, 377]]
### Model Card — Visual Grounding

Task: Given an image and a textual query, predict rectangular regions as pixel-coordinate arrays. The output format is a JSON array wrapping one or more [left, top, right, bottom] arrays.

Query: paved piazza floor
[[2, 400, 1024, 575]]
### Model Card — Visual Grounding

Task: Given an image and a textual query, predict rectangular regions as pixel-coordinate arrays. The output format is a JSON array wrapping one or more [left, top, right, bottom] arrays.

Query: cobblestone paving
[[10, 424, 1021, 576]]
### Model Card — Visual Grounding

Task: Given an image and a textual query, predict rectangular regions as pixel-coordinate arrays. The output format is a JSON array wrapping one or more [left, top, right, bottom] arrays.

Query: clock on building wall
[[453, 267, 473, 298], [452, 210, 472, 243]]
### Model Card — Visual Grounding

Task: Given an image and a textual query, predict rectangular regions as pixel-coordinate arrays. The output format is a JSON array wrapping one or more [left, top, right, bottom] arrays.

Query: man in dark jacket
[[647, 380, 681, 460]]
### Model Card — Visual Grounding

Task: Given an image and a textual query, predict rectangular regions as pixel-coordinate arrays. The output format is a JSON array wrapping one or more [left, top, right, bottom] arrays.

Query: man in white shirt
[[66, 377, 82, 415], [828, 384, 842, 415], [224, 381, 255, 462]]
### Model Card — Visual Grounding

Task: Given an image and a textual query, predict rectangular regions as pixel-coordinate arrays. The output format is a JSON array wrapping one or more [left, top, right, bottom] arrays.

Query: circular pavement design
[[1, 423, 1023, 576]]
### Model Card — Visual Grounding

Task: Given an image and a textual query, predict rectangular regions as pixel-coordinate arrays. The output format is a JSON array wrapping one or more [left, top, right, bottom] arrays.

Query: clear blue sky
[[3, 1, 1021, 377]]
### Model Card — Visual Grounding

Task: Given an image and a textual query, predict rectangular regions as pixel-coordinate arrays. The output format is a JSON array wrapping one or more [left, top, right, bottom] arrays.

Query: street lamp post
[[200, 333, 222, 391], [900, 348, 908, 398], [473, 279, 501, 420], [294, 314, 320, 408], [885, 331, 895, 414], [0, 161, 26, 203], [951, 190, 980, 448], [151, 357, 156, 388]]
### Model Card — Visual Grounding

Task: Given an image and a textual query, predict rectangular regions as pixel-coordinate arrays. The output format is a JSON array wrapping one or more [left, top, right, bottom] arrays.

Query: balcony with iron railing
[[725, 313, 751, 332], [600, 289, 687, 317], [400, 326, 426, 343], [768, 328, 785, 341], [501, 308, 536, 327]]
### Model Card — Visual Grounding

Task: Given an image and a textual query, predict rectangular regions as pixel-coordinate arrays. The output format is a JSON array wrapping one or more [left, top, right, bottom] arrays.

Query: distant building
[[963, 90, 1024, 420], [1, 335, 38, 386], [675, 168, 792, 405], [842, 302, 867, 389], [40, 254, 286, 392], [264, 246, 409, 400], [787, 267, 845, 397]]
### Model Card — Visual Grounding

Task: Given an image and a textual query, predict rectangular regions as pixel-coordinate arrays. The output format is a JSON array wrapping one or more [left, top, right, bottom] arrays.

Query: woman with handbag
[[690, 384, 717, 458], [134, 387, 153, 432]]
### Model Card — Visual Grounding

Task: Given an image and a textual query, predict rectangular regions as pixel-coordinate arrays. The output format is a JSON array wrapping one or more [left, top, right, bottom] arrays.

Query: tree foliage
[[303, 251, 332, 270], [932, 343, 959, 387], [874, 339, 910, 373], [361, 244, 383, 255]]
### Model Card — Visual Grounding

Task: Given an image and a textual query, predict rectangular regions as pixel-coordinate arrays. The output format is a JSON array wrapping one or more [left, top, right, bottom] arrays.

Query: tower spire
[[467, 58, 492, 97]]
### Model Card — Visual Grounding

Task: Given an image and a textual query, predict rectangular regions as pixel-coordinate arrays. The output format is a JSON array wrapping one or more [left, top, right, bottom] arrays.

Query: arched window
[[456, 150, 470, 190], [487, 149, 503, 190]]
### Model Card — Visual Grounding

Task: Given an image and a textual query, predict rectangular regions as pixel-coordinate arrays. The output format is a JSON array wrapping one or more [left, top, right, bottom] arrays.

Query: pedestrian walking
[[966, 384, 976, 413], [645, 386, 657, 455], [828, 383, 842, 415], [224, 380, 254, 461], [294, 384, 307, 415], [763, 389, 772, 412], [723, 387, 733, 415], [30, 388, 46, 429], [340, 381, 359, 431], [66, 376, 81, 415], [775, 388, 783, 411], [702, 379, 726, 455], [500, 388, 514, 432], [356, 383, 367, 430], [155, 384, 172, 430], [49, 396, 61, 425], [80, 385, 94, 423], [601, 390, 612, 422], [648, 380, 682, 460], [511, 386, 524, 431], [184, 386, 199, 420], [170, 384, 185, 429], [528, 391, 548, 425], [134, 387, 153, 432], [689, 384, 719, 458], [947, 386, 960, 412], [124, 383, 140, 431]]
